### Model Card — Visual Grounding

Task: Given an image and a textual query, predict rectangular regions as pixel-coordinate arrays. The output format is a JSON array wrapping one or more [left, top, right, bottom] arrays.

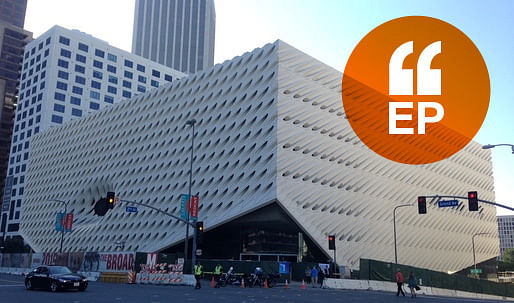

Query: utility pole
[[186, 119, 197, 274]]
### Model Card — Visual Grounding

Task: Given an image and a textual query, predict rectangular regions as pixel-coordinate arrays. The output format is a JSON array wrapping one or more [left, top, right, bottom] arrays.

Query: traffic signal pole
[[424, 195, 514, 212], [393, 203, 413, 264]]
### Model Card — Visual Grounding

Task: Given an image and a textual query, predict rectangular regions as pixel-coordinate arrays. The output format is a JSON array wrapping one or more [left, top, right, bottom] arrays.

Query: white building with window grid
[[1, 25, 185, 239], [498, 215, 514, 260], [20, 40, 499, 273]]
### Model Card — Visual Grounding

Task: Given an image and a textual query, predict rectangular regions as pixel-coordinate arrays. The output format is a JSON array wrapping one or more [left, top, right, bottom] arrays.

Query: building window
[[60, 48, 71, 58], [78, 42, 88, 52], [72, 86, 83, 95], [136, 64, 145, 72], [137, 85, 146, 93], [152, 69, 160, 78], [124, 70, 133, 79], [39, 82, 45, 90], [44, 49, 49, 57], [90, 91, 100, 100], [57, 59, 69, 68], [51, 115, 63, 124], [76, 53, 86, 63], [107, 53, 117, 62], [122, 90, 131, 98], [90, 102, 100, 110], [54, 92, 65, 102], [75, 64, 85, 73], [93, 70, 103, 79], [122, 80, 131, 89], [151, 80, 159, 88], [91, 80, 101, 89], [104, 95, 114, 103], [36, 115, 41, 123], [108, 75, 118, 84], [95, 49, 105, 58], [57, 70, 69, 80], [107, 86, 117, 94], [138, 75, 146, 83], [56, 81, 68, 91], [54, 103, 65, 113], [75, 75, 86, 85], [59, 36, 70, 46], [93, 60, 103, 69], [70, 96, 81, 105], [165, 74, 173, 82], [46, 37, 51, 45], [107, 65, 116, 73], [124, 59, 133, 68], [71, 108, 82, 117]]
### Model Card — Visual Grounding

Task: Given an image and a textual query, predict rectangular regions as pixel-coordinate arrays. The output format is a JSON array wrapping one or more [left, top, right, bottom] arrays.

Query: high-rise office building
[[0, 20, 31, 228], [0, 25, 185, 239], [498, 215, 514, 260], [0, 0, 27, 28], [132, 0, 215, 73]]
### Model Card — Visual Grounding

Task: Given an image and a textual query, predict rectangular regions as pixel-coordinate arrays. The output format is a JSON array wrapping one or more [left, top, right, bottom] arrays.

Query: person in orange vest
[[396, 268, 405, 296]]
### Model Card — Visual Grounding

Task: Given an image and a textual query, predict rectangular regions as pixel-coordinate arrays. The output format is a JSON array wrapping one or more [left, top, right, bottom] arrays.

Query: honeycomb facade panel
[[21, 40, 498, 272]]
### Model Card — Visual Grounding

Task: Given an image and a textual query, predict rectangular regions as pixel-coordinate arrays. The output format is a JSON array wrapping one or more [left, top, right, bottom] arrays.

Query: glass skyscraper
[[132, 0, 215, 73]]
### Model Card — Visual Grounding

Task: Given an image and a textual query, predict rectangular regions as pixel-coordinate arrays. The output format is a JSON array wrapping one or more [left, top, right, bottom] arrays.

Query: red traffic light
[[328, 236, 333, 241], [468, 192, 476, 199]]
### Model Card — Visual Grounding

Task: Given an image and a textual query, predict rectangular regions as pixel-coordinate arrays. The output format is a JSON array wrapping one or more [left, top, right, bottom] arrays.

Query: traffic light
[[196, 221, 204, 247], [328, 235, 336, 250], [107, 192, 115, 209], [94, 198, 108, 216], [418, 196, 427, 214], [468, 191, 478, 211]]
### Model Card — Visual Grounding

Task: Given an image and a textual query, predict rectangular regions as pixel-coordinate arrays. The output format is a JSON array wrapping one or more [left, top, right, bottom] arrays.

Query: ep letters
[[388, 41, 444, 135]]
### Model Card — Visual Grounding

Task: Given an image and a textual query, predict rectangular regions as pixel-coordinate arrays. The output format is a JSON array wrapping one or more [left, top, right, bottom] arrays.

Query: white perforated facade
[[21, 40, 498, 272]]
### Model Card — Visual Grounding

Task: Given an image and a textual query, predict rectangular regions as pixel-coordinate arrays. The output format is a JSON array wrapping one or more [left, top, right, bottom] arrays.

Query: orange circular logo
[[342, 16, 490, 164]]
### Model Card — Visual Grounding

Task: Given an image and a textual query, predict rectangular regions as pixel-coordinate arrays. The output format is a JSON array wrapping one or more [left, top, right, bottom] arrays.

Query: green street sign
[[470, 269, 482, 274]]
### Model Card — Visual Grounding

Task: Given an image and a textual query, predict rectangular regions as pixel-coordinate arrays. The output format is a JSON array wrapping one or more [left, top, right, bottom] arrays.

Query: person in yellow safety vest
[[214, 264, 223, 288], [194, 262, 203, 289]]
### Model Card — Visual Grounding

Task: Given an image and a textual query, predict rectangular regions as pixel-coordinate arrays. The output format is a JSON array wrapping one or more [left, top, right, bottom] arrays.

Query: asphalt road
[[0, 273, 509, 303]]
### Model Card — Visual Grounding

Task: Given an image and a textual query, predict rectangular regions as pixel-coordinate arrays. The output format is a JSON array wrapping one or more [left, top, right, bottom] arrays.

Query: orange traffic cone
[[301, 279, 306, 290], [285, 279, 289, 289], [241, 278, 245, 288], [211, 276, 215, 288], [264, 279, 268, 288]]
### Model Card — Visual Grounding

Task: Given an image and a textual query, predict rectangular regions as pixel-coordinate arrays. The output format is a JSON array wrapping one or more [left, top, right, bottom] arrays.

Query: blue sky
[[26, 0, 514, 213]]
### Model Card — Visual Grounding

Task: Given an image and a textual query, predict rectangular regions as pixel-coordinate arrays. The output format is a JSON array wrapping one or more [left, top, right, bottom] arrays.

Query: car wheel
[[50, 281, 58, 292], [25, 279, 33, 290]]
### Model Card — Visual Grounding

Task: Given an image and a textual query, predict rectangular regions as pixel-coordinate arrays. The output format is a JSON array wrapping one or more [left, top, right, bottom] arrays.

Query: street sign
[[470, 268, 482, 274], [180, 194, 190, 220], [279, 262, 290, 274], [126, 206, 138, 213], [438, 200, 459, 208]]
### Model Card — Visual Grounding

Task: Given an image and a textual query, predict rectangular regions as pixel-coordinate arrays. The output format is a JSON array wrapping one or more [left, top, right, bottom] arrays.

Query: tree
[[503, 248, 514, 265]]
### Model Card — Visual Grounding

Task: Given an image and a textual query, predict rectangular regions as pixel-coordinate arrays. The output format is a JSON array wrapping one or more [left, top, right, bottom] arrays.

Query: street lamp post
[[48, 199, 68, 253], [185, 119, 197, 274], [393, 204, 413, 264], [482, 143, 514, 154], [472, 232, 491, 276]]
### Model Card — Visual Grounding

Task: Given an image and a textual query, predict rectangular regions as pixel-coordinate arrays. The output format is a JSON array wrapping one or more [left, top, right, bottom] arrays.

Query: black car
[[25, 266, 88, 292]]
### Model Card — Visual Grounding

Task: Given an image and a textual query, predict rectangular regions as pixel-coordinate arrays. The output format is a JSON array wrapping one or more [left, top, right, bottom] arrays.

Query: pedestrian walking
[[396, 268, 405, 297], [194, 261, 203, 289], [311, 266, 318, 288], [319, 267, 325, 288], [305, 266, 311, 283], [408, 272, 417, 298]]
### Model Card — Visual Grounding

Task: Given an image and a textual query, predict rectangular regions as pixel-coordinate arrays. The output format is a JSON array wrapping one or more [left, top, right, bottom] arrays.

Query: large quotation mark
[[388, 41, 444, 135]]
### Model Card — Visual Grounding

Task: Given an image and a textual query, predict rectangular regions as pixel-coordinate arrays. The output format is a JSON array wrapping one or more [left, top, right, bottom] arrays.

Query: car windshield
[[49, 266, 72, 275]]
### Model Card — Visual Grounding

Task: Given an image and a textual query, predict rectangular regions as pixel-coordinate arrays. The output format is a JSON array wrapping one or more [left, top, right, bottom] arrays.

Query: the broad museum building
[[21, 40, 498, 272]]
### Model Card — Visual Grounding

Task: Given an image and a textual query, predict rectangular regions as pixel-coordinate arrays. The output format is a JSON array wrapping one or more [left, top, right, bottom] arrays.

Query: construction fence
[[360, 258, 514, 297]]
